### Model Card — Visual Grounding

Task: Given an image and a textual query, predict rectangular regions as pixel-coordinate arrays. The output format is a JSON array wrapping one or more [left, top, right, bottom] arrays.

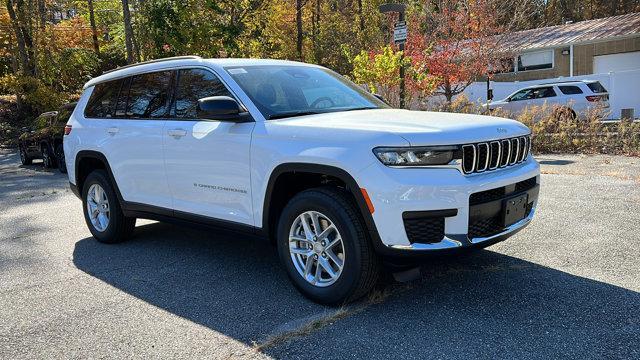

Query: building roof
[[499, 12, 640, 52]]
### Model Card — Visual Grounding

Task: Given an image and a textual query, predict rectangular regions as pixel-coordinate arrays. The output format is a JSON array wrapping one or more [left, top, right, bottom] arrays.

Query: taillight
[[586, 95, 606, 102], [64, 125, 72, 135]]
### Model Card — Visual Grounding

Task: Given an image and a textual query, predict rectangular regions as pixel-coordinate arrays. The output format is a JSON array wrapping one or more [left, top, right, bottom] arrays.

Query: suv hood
[[272, 109, 529, 145]]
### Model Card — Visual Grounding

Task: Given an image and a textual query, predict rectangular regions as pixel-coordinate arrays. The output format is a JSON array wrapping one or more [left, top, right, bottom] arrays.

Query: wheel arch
[[74, 150, 124, 205], [262, 163, 382, 247]]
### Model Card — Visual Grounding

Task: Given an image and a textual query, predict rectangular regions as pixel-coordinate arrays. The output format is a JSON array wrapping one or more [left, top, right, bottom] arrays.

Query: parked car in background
[[18, 103, 77, 173], [484, 80, 610, 119]]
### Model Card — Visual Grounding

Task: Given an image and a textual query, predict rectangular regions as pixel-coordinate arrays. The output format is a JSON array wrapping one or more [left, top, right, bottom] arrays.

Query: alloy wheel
[[86, 184, 110, 232], [288, 210, 345, 287]]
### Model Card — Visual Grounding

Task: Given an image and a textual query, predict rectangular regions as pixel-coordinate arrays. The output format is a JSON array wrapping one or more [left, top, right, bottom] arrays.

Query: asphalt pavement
[[0, 148, 638, 359]]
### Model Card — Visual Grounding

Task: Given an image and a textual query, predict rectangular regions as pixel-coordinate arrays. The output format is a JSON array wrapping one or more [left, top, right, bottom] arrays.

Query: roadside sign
[[394, 22, 407, 44]]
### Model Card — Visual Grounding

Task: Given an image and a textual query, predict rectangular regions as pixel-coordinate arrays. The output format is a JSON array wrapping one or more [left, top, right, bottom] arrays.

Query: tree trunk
[[121, 0, 135, 63], [357, 0, 364, 31], [88, 0, 100, 54], [296, 0, 303, 60], [6, 0, 33, 75], [37, 0, 45, 28]]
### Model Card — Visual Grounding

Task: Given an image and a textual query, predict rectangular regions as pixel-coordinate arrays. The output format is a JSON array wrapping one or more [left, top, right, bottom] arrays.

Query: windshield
[[224, 65, 388, 119]]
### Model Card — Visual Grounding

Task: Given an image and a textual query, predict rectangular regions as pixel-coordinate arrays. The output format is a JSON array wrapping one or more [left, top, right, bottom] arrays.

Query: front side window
[[126, 71, 173, 118], [225, 65, 388, 119], [509, 89, 533, 102], [174, 69, 233, 119]]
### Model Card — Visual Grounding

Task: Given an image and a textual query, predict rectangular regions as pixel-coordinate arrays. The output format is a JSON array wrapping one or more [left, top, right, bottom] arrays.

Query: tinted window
[[174, 69, 232, 119], [532, 87, 556, 99], [85, 80, 122, 118], [558, 86, 583, 95], [114, 77, 130, 117], [510, 89, 533, 101], [126, 71, 173, 118], [587, 82, 607, 93]]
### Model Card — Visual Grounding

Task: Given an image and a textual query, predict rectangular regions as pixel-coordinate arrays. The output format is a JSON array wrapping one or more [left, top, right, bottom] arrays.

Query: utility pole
[[379, 3, 407, 108]]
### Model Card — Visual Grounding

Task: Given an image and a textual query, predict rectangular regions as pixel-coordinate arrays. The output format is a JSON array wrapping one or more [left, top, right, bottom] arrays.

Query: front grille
[[403, 217, 445, 244], [515, 176, 537, 193], [467, 177, 537, 239], [462, 135, 531, 174], [468, 203, 535, 239], [469, 176, 538, 206]]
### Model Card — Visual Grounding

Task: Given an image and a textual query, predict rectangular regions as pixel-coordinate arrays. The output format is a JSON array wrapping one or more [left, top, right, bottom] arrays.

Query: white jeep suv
[[64, 56, 540, 304]]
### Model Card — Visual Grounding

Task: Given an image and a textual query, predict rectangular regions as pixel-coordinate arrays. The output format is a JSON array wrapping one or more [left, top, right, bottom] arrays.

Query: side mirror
[[197, 96, 252, 122]]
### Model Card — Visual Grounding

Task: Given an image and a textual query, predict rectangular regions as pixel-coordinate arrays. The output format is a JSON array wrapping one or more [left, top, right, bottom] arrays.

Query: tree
[[406, 0, 508, 102], [88, 0, 100, 54], [296, 0, 305, 60], [121, 0, 135, 63]]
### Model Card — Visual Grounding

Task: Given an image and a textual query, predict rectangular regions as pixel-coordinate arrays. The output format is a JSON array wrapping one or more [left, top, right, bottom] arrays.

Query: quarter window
[[126, 71, 173, 118], [174, 69, 232, 119], [558, 86, 583, 95], [85, 79, 122, 118]]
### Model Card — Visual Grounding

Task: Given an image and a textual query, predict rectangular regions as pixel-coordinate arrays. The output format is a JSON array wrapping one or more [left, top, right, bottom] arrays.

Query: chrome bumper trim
[[388, 206, 536, 251]]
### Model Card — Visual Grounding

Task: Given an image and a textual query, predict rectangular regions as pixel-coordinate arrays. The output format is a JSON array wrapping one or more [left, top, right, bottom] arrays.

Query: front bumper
[[356, 156, 540, 256]]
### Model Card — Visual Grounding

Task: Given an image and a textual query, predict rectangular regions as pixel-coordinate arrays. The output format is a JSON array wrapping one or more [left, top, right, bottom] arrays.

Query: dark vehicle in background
[[18, 103, 76, 173]]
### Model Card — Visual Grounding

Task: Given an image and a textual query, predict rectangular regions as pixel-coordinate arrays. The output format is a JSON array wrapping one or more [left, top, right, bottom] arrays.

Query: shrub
[[424, 95, 640, 156]]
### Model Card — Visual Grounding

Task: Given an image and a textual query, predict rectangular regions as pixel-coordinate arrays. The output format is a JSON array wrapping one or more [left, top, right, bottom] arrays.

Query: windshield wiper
[[340, 107, 379, 112], [268, 111, 324, 120]]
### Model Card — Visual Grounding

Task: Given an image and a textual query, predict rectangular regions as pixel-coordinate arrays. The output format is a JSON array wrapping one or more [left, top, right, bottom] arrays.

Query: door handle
[[167, 129, 187, 138], [107, 127, 119, 135]]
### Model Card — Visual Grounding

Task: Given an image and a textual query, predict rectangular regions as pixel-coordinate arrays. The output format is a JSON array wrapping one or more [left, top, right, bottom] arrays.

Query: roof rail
[[102, 55, 202, 75], [537, 79, 588, 85]]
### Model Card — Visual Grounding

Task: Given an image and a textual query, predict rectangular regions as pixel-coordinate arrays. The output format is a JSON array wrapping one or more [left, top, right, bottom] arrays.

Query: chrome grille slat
[[476, 143, 489, 172], [461, 135, 531, 175]]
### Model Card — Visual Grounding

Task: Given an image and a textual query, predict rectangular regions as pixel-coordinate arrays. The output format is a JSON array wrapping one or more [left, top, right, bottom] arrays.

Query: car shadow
[[73, 222, 639, 358]]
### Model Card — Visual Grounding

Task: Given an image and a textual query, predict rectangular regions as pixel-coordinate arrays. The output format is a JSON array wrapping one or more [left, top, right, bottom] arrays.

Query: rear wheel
[[82, 170, 136, 243], [277, 187, 380, 305], [41, 144, 56, 169], [55, 144, 67, 173], [19, 146, 32, 165]]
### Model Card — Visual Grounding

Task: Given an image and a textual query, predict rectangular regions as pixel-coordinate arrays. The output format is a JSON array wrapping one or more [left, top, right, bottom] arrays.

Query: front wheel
[[277, 187, 380, 305], [82, 170, 136, 243]]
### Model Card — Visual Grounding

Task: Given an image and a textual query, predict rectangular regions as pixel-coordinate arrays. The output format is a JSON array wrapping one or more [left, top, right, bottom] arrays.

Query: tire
[[55, 144, 67, 174], [554, 107, 576, 121], [19, 146, 32, 165], [82, 170, 136, 244], [277, 187, 381, 305], [41, 144, 56, 169]]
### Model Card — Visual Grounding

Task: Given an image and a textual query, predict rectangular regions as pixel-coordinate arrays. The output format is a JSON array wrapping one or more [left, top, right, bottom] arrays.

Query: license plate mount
[[503, 193, 529, 227]]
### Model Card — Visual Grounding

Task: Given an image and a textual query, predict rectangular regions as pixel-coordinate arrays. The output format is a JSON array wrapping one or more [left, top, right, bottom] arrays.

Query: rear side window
[[558, 86, 583, 95], [174, 69, 232, 119], [587, 82, 607, 93], [532, 87, 556, 99], [85, 80, 122, 118], [126, 71, 173, 118]]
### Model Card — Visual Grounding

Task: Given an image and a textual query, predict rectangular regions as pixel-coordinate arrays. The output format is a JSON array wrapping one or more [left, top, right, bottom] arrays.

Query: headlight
[[373, 146, 458, 166]]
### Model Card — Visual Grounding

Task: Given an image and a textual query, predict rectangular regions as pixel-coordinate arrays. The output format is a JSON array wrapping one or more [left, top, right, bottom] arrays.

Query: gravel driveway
[[1, 149, 638, 359]]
